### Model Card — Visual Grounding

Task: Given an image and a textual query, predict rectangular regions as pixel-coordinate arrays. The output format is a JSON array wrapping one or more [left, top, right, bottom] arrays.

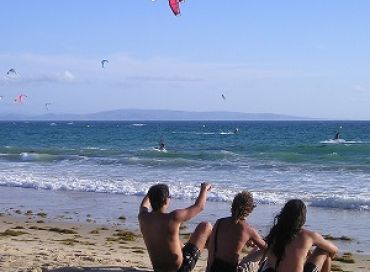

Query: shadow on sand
[[46, 267, 152, 272]]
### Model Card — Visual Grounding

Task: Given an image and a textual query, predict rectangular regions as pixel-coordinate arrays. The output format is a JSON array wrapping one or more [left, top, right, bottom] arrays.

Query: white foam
[[320, 139, 363, 144]]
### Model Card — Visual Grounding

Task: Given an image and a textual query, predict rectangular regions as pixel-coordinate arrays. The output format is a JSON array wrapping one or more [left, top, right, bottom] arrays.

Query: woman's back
[[264, 229, 314, 272]]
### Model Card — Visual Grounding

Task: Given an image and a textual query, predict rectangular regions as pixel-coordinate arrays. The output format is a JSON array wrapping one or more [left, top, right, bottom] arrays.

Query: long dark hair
[[265, 199, 307, 268]]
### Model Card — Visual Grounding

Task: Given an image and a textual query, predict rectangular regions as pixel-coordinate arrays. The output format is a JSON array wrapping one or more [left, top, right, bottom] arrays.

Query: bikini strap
[[214, 218, 224, 254]]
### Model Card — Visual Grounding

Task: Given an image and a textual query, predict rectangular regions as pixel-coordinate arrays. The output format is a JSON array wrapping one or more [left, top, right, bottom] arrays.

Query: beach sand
[[1, 213, 370, 272]]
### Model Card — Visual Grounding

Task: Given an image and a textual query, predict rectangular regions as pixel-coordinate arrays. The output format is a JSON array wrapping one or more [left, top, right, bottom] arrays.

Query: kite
[[7, 68, 17, 76], [222, 94, 226, 100], [169, 0, 184, 16], [0, 96, 3, 101], [101, 59, 109, 68], [45, 103, 52, 111], [14, 94, 27, 104]]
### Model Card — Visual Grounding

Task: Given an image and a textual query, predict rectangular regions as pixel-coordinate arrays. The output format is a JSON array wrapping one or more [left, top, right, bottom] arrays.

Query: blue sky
[[1, 0, 370, 119]]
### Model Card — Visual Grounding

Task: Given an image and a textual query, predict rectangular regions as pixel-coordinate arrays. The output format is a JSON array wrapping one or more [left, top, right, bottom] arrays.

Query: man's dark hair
[[148, 184, 170, 211]]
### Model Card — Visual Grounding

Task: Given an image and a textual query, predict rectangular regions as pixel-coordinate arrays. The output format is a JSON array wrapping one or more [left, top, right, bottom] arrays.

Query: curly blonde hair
[[231, 191, 255, 223]]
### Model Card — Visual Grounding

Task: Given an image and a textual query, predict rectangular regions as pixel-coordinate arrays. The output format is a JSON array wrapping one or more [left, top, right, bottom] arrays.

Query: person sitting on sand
[[206, 191, 267, 272], [139, 183, 213, 272], [260, 199, 338, 272]]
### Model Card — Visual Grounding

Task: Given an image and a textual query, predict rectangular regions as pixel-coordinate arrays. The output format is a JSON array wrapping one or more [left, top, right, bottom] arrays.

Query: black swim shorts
[[304, 262, 320, 272], [177, 243, 201, 272]]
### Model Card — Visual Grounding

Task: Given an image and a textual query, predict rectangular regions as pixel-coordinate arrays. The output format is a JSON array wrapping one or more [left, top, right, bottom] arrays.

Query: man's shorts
[[304, 262, 320, 272], [177, 243, 201, 272]]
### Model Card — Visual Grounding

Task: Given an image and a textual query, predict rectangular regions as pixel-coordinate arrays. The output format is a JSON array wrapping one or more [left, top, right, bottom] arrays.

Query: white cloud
[[353, 84, 369, 93], [61, 70, 75, 82]]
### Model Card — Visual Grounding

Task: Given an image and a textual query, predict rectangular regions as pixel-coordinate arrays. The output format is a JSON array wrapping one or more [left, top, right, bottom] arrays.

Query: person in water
[[260, 199, 338, 272], [139, 183, 213, 272], [158, 139, 165, 150], [206, 191, 267, 272], [333, 131, 340, 140]]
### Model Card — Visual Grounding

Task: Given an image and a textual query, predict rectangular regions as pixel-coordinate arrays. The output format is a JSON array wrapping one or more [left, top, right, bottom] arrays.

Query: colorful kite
[[169, 0, 184, 16], [14, 94, 27, 104]]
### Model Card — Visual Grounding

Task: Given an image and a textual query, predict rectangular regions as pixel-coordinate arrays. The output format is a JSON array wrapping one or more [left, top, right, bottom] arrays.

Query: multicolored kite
[[169, 0, 184, 16], [14, 94, 27, 104]]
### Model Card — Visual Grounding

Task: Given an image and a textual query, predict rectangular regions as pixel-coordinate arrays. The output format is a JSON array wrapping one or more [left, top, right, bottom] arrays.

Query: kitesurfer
[[158, 139, 165, 151]]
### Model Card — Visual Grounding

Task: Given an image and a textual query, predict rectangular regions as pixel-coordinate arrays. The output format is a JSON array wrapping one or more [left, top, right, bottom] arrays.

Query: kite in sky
[[169, 0, 184, 16], [222, 94, 226, 100], [101, 59, 109, 68], [6, 68, 17, 76], [14, 94, 27, 104], [45, 103, 52, 111], [0, 96, 3, 101]]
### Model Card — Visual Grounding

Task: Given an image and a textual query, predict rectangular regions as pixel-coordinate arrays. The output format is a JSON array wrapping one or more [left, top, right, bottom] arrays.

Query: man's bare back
[[139, 183, 212, 272], [140, 211, 184, 270]]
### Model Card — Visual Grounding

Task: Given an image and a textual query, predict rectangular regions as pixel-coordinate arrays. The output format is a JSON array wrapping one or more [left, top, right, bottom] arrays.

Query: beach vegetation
[[13, 226, 25, 229], [25, 210, 33, 215], [118, 215, 126, 221], [37, 212, 48, 218], [180, 224, 187, 230], [180, 232, 191, 240], [324, 234, 353, 241], [48, 227, 78, 234], [29, 226, 47, 230], [0, 229, 28, 237], [331, 264, 344, 271], [334, 254, 355, 264]]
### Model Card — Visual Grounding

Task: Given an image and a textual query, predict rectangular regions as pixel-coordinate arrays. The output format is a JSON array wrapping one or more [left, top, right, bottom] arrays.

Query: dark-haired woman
[[261, 199, 338, 272]]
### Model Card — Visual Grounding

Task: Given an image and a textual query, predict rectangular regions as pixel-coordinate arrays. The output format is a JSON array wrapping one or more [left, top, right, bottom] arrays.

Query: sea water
[[0, 121, 369, 252]]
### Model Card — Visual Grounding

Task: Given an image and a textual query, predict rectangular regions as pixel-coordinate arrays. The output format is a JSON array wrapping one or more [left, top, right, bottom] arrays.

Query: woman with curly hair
[[206, 191, 267, 272], [260, 199, 338, 272]]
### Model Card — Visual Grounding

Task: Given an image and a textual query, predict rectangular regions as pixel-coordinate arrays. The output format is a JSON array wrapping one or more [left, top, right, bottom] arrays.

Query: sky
[[1, 0, 370, 119]]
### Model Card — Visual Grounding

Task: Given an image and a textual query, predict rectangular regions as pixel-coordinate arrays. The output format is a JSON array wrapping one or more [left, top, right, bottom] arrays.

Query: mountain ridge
[[0, 109, 313, 121]]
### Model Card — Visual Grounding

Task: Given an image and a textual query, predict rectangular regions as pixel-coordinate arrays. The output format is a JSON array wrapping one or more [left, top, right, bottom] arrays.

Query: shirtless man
[[138, 183, 212, 272], [206, 191, 267, 272], [261, 199, 338, 272]]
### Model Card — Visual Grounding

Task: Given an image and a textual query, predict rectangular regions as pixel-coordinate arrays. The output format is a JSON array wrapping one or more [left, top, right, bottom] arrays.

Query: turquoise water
[[0, 121, 370, 210]]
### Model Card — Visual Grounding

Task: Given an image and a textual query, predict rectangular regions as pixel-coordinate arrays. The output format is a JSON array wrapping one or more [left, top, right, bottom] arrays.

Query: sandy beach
[[1, 210, 369, 272]]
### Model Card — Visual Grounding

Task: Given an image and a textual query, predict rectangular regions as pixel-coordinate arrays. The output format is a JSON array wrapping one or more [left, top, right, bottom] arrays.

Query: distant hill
[[0, 109, 311, 121]]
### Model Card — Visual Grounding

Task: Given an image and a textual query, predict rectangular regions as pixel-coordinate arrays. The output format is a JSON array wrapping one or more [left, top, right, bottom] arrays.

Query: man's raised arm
[[138, 194, 150, 218], [173, 182, 211, 222]]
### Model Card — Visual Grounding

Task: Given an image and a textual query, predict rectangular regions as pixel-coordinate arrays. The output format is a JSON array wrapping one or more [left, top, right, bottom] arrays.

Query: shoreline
[[1, 213, 370, 272]]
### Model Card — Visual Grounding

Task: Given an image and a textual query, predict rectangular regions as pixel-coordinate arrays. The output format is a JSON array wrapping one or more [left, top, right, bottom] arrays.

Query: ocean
[[0, 121, 369, 252]]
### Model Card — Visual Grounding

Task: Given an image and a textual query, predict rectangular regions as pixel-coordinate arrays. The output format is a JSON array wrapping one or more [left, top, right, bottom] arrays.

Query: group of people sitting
[[138, 183, 338, 272]]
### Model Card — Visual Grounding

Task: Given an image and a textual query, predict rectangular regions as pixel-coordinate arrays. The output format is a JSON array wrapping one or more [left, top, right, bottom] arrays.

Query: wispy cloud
[[0, 52, 315, 89], [0, 70, 76, 86], [353, 84, 369, 93]]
